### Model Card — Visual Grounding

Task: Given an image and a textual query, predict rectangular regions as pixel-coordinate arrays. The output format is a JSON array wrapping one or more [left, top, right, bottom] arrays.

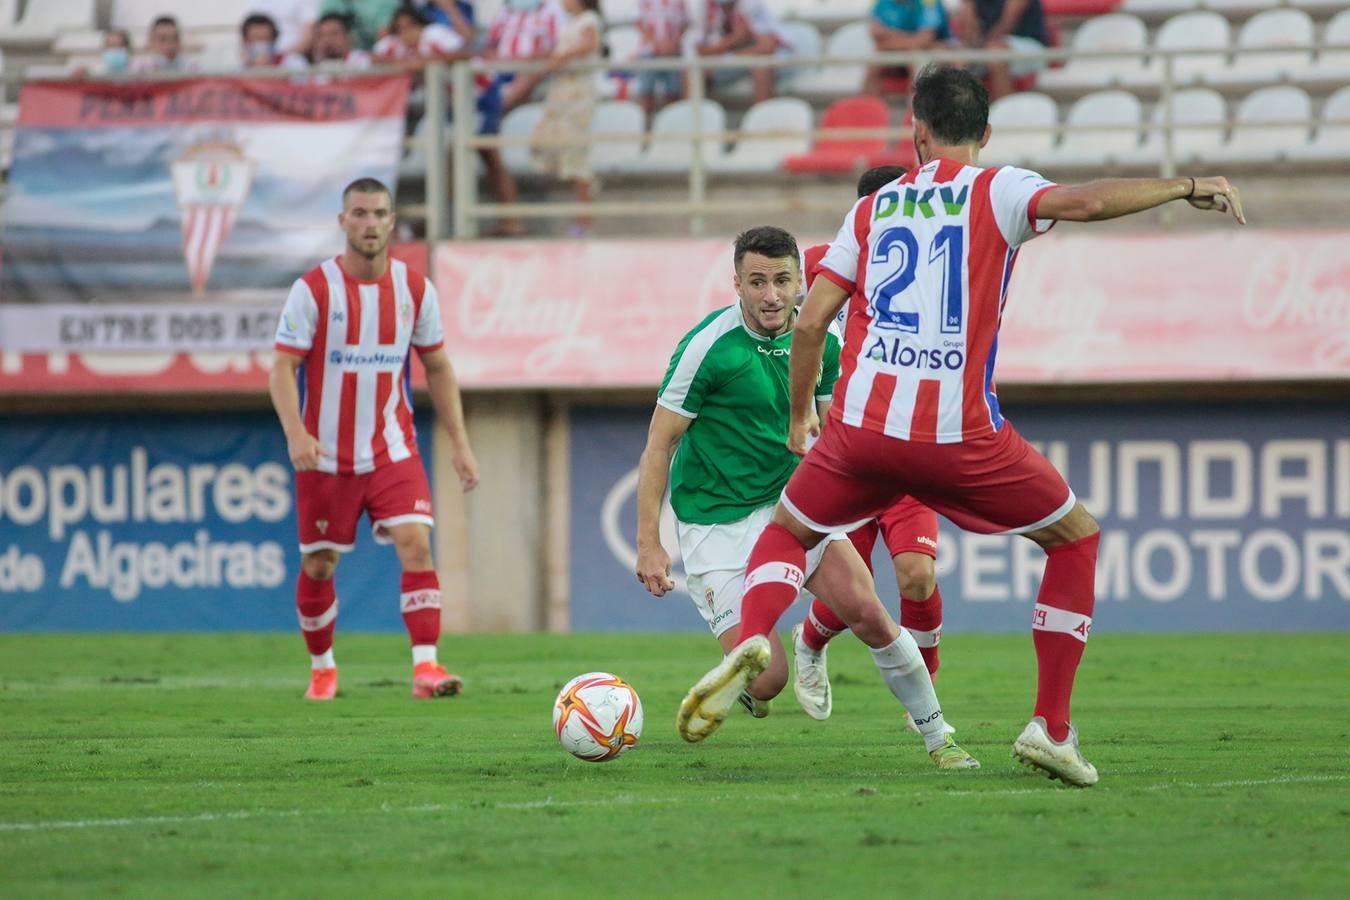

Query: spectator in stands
[[691, 0, 789, 105], [865, 0, 952, 96], [248, 1, 321, 56], [415, 0, 477, 45], [319, 0, 402, 50], [377, 5, 525, 238], [955, 0, 1051, 98], [532, 0, 603, 236], [241, 13, 309, 68], [485, 0, 567, 112], [134, 15, 196, 72], [99, 29, 134, 74], [311, 12, 374, 68], [634, 0, 689, 118]]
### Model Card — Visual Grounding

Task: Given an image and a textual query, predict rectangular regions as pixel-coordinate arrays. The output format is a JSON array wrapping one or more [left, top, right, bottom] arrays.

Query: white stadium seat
[[1044, 90, 1143, 168], [617, 98, 726, 173], [793, 20, 870, 96], [1292, 9, 1350, 89], [1140, 88, 1227, 165], [113, 0, 251, 32], [1038, 13, 1149, 91], [1120, 0, 1197, 15], [605, 24, 642, 64], [1209, 9, 1315, 87], [589, 100, 646, 174], [497, 102, 545, 175], [1128, 11, 1230, 88], [1289, 86, 1350, 162], [983, 92, 1058, 167], [784, 0, 873, 21], [0, 0, 16, 29], [601, 0, 641, 25], [5, 0, 95, 42], [1216, 86, 1313, 164], [709, 97, 813, 174]]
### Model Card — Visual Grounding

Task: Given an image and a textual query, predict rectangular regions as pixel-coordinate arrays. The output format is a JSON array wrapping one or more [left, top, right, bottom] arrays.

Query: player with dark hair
[[269, 177, 480, 701], [635, 225, 979, 770], [792, 165, 951, 729], [677, 64, 1243, 785]]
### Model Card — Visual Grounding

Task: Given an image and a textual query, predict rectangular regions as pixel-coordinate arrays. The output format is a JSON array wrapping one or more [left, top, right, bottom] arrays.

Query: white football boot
[[1012, 716, 1099, 787], [677, 635, 771, 743], [790, 623, 832, 721]]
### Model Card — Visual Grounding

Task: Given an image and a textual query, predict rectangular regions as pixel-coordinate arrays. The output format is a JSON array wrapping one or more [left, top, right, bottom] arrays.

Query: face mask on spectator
[[102, 47, 130, 72], [246, 40, 277, 64]]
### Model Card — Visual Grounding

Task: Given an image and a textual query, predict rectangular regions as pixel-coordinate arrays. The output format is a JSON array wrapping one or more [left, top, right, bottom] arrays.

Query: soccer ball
[[552, 672, 643, 762]]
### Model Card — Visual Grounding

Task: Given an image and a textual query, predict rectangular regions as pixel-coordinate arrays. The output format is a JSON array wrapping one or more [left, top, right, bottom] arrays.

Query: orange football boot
[[305, 667, 338, 700], [412, 662, 462, 698]]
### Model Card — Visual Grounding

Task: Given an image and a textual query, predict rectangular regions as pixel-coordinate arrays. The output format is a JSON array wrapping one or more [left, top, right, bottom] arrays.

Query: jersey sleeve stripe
[[412, 340, 445, 353], [1027, 184, 1058, 233], [656, 397, 698, 419], [818, 268, 855, 293], [658, 307, 739, 414], [274, 342, 308, 355]]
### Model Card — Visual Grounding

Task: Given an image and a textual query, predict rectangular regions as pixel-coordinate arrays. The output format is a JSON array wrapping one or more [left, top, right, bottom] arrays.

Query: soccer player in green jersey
[[634, 226, 979, 769]]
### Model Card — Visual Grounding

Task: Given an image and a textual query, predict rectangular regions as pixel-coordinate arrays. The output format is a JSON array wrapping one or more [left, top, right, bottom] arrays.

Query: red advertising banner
[[1, 232, 1346, 393]]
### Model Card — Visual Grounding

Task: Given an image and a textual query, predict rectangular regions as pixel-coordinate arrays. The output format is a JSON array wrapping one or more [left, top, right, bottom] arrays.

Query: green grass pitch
[[2, 632, 1348, 898]]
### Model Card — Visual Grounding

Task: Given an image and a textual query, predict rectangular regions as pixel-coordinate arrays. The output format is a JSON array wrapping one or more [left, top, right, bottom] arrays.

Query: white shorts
[[677, 505, 849, 637]]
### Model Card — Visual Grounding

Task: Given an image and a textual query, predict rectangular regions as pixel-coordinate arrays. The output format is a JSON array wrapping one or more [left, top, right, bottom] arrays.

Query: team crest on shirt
[[315, 519, 329, 534], [704, 587, 715, 611], [399, 301, 414, 328]]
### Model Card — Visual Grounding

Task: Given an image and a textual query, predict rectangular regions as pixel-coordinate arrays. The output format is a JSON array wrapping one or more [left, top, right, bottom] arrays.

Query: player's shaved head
[[733, 226, 799, 273], [342, 177, 392, 208], [857, 166, 907, 198], [912, 64, 989, 146]]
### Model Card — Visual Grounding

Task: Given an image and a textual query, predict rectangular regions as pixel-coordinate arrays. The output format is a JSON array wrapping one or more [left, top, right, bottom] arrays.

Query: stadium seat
[[399, 116, 455, 180], [0, 0, 15, 29], [53, 30, 105, 54], [792, 20, 870, 96], [1043, 1, 1121, 13], [589, 100, 645, 174], [1291, 9, 1350, 89], [1139, 88, 1227, 165], [1043, 90, 1144, 168], [709, 97, 813, 174], [864, 108, 918, 173], [1129, 11, 1231, 88], [1119, 0, 1197, 16], [602, 0, 641, 25], [3, 0, 95, 43], [779, 20, 824, 87], [783, 96, 890, 174], [1215, 85, 1313, 163], [616, 98, 726, 173], [784, 0, 873, 22], [1037, 13, 1149, 91], [982, 92, 1058, 167], [605, 24, 641, 64], [112, 0, 251, 32], [1208, 9, 1315, 87], [1288, 85, 1350, 162], [498, 103, 545, 175]]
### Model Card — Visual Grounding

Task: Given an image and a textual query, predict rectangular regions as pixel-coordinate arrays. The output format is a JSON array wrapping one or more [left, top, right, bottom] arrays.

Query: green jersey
[[658, 304, 843, 525]]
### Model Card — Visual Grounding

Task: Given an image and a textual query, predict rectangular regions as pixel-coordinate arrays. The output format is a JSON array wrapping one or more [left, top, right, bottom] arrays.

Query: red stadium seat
[[864, 107, 918, 172], [784, 96, 891, 174], [1042, 0, 1122, 14]]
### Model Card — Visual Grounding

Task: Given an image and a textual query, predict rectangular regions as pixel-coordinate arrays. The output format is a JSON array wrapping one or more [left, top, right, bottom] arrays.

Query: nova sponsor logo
[[865, 337, 965, 370], [756, 345, 790, 357]]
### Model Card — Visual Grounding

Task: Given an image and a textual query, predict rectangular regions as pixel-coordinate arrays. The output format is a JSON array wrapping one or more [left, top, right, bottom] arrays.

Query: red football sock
[[1031, 533, 1099, 742], [801, 599, 847, 652], [901, 586, 943, 681], [400, 570, 442, 647], [736, 523, 808, 644], [296, 571, 337, 657]]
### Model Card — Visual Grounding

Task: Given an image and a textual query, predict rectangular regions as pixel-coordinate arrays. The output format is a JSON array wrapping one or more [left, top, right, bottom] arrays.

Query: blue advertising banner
[[0, 412, 429, 632], [570, 402, 1350, 633]]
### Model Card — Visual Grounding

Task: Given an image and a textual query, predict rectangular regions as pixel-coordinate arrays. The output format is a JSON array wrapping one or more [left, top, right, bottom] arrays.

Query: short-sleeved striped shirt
[[658, 303, 842, 525]]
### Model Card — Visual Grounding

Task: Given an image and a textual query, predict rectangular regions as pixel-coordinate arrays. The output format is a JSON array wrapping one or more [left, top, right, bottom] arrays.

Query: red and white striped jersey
[[638, 0, 690, 54], [817, 158, 1057, 444], [373, 23, 466, 60], [489, 1, 565, 59], [274, 256, 444, 475]]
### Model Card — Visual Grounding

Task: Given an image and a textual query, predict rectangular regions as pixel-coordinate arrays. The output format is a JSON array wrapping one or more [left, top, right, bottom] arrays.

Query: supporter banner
[[0, 304, 281, 352], [0, 412, 429, 632], [0, 74, 409, 340], [4, 232, 1348, 391], [569, 402, 1350, 633]]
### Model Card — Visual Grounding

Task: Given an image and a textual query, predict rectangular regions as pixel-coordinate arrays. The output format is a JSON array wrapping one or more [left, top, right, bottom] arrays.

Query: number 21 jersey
[[816, 158, 1056, 444]]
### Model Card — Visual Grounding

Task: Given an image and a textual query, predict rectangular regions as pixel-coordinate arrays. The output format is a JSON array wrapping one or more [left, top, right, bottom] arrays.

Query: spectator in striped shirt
[[634, 0, 690, 117], [485, 0, 567, 112]]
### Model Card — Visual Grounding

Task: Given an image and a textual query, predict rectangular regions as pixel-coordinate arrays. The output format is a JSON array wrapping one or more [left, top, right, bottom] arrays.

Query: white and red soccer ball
[[552, 672, 643, 762]]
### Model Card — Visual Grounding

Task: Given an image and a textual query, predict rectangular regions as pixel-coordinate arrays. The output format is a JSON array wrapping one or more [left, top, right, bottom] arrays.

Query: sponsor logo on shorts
[[315, 519, 329, 534], [414, 499, 432, 514], [711, 608, 734, 630], [916, 535, 937, 549]]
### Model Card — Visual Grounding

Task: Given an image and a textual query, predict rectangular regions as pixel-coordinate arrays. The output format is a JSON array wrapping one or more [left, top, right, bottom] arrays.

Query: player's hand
[[786, 410, 821, 458], [286, 429, 326, 472], [452, 443, 480, 493], [636, 543, 675, 597], [1186, 176, 1245, 225]]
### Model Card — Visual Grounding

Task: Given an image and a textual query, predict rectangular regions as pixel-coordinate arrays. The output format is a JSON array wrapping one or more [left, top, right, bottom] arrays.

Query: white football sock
[[311, 650, 335, 670], [412, 645, 438, 666], [870, 632, 948, 752]]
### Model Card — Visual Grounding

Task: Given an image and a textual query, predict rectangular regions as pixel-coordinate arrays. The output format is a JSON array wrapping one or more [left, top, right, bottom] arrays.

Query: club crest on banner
[[170, 140, 256, 296]]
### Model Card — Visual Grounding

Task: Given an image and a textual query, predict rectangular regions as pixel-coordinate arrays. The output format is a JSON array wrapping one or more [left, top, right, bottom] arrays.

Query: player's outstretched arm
[[268, 352, 325, 471], [419, 347, 480, 492], [788, 278, 850, 456], [635, 406, 691, 597], [1036, 175, 1245, 225]]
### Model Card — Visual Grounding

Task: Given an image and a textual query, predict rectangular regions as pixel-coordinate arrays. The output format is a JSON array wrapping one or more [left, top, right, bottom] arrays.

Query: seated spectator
[[248, 1, 321, 56], [241, 13, 310, 68], [485, 0, 567, 112], [311, 12, 374, 68], [634, 0, 689, 118], [415, 0, 477, 46], [865, 0, 951, 96], [532, 0, 603, 236], [377, 6, 524, 238], [955, 0, 1051, 98], [692, 0, 789, 105], [133, 15, 198, 72], [319, 0, 402, 50]]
